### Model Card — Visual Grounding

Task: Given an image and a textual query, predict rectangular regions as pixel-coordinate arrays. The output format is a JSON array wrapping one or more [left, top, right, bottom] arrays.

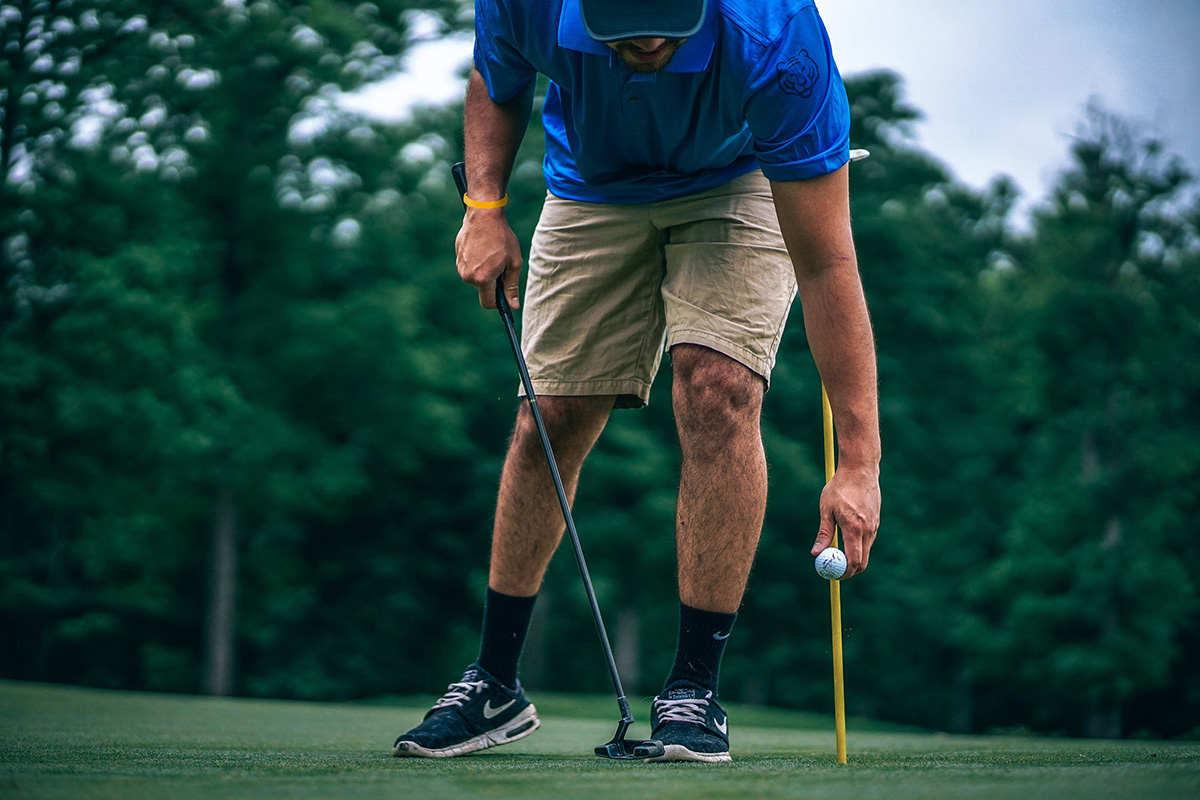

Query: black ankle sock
[[665, 603, 737, 695], [476, 587, 537, 689]]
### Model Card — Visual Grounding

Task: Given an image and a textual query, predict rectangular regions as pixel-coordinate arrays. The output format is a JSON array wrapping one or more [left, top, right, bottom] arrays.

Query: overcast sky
[[820, 0, 1200, 202], [343, 1, 1200, 211]]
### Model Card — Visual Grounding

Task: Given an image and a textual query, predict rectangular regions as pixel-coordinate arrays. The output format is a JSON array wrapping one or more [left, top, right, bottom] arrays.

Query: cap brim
[[579, 0, 706, 43]]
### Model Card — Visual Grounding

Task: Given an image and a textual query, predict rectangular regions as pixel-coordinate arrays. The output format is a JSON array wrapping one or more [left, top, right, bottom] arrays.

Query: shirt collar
[[557, 0, 716, 73]]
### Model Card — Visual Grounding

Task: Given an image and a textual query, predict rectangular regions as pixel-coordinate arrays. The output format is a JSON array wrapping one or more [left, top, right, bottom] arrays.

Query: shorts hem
[[518, 378, 653, 408], [666, 330, 776, 389]]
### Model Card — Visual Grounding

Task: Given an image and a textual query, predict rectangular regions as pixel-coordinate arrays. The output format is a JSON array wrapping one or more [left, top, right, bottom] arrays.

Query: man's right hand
[[456, 207, 523, 310]]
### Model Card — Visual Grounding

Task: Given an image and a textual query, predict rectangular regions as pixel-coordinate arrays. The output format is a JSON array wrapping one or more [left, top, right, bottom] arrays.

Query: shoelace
[[653, 695, 710, 725], [430, 679, 488, 711]]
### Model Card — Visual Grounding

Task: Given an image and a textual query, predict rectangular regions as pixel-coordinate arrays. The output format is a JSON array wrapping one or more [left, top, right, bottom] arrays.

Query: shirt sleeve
[[742, 5, 850, 182], [474, 0, 538, 103]]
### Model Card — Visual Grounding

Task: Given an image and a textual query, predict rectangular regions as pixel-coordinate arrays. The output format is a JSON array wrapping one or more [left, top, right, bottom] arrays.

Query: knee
[[672, 347, 763, 440], [512, 402, 563, 450], [511, 405, 553, 460], [510, 396, 610, 464]]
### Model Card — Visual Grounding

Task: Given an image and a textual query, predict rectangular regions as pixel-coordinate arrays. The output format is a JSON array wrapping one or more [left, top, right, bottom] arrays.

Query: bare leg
[[672, 345, 768, 614], [489, 395, 616, 596]]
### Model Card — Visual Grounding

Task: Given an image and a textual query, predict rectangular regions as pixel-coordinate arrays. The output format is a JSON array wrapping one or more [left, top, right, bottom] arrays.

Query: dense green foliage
[[3, 680, 1198, 799], [2, 2, 1197, 738]]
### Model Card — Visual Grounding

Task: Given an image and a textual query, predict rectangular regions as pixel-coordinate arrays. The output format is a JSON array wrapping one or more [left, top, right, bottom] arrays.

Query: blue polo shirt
[[474, 0, 850, 203]]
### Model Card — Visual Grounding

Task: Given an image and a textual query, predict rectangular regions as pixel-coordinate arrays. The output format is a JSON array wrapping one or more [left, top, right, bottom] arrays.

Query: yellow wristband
[[463, 193, 508, 209]]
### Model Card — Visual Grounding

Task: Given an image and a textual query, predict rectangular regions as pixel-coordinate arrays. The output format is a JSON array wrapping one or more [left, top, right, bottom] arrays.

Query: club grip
[[451, 161, 468, 209]]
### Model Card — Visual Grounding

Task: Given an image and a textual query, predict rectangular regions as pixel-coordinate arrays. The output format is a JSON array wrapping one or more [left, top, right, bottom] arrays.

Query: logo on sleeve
[[776, 49, 820, 98]]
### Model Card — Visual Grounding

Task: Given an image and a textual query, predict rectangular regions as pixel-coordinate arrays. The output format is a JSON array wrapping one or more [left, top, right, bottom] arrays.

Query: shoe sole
[[392, 704, 540, 758], [645, 743, 731, 763]]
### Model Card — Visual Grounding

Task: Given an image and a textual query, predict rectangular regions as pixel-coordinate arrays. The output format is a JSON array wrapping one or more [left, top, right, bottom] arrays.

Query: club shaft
[[823, 384, 848, 763], [496, 286, 631, 718]]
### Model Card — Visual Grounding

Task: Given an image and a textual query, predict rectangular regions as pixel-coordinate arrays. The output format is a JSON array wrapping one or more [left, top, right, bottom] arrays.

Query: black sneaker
[[392, 664, 539, 758], [645, 680, 731, 763]]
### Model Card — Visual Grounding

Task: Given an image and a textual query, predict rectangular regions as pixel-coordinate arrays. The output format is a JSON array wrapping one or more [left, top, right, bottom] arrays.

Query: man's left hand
[[811, 466, 881, 579]]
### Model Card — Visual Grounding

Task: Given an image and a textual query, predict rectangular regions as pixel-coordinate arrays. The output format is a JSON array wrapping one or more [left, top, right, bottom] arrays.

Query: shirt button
[[629, 97, 639, 103]]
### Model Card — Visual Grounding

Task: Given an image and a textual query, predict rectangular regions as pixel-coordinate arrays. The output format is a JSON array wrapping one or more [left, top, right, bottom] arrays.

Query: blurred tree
[[1, 0, 477, 696], [2, 0, 240, 692], [973, 104, 1199, 737]]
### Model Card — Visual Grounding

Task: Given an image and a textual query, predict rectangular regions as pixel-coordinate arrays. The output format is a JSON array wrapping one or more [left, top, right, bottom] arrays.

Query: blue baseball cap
[[579, 0, 707, 43]]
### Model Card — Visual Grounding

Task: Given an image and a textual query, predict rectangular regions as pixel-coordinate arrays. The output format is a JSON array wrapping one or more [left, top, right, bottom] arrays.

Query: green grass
[[2, 681, 1197, 799]]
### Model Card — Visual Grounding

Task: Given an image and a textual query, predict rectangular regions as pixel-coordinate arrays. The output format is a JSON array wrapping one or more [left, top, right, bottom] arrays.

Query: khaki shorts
[[521, 170, 796, 408]]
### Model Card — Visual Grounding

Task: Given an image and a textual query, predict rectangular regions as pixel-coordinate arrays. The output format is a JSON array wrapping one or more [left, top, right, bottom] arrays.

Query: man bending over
[[394, 0, 881, 762]]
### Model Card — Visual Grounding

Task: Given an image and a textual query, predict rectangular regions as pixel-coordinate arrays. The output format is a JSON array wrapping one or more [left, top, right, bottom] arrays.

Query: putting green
[[1, 681, 1196, 799]]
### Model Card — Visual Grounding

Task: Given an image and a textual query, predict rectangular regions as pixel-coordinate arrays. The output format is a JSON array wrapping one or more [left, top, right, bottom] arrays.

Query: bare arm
[[457, 68, 535, 309], [771, 165, 882, 578]]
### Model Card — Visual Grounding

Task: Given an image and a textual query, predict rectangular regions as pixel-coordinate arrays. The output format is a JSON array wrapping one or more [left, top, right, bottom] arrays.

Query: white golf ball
[[814, 547, 847, 580]]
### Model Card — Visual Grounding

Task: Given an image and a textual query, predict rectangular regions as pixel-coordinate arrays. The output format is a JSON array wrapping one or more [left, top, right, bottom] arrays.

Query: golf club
[[451, 162, 665, 761]]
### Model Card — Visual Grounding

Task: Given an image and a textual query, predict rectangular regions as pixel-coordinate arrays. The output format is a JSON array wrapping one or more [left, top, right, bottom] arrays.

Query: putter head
[[594, 738, 665, 760], [593, 717, 666, 760]]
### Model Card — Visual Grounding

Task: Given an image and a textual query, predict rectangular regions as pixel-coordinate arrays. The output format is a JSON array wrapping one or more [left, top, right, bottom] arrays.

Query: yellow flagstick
[[822, 383, 848, 764]]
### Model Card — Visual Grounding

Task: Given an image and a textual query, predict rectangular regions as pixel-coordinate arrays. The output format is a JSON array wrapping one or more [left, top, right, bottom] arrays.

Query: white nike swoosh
[[715, 716, 728, 735], [482, 698, 516, 719], [712, 631, 731, 641]]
